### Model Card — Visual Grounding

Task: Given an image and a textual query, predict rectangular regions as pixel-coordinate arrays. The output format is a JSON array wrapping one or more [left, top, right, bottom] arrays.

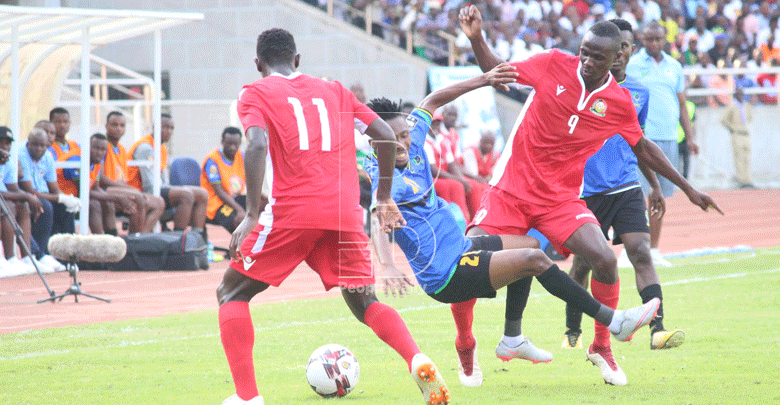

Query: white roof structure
[[0, 5, 202, 234]]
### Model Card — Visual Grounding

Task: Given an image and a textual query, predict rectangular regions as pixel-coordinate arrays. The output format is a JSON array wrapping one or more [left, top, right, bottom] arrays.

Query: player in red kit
[[217, 29, 449, 405], [456, 7, 722, 386]]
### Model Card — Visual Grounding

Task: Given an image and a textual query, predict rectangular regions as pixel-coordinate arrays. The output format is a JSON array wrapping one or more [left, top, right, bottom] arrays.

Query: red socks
[[450, 298, 477, 350], [219, 301, 259, 401], [364, 302, 420, 372], [591, 279, 619, 348]]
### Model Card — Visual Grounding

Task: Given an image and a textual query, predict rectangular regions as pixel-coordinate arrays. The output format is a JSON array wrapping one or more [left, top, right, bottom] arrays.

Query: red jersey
[[491, 50, 643, 206], [237, 72, 379, 232]]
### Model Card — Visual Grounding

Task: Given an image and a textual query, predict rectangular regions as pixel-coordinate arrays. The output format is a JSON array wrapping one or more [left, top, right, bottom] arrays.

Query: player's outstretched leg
[[495, 277, 552, 364], [217, 268, 269, 404], [451, 299, 483, 387], [342, 287, 449, 404]]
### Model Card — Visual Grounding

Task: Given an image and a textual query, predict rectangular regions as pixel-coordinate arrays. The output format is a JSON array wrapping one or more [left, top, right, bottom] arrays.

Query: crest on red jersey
[[590, 99, 607, 117]]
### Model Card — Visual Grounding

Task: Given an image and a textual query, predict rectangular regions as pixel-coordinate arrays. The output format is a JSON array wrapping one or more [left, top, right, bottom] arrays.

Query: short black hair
[[642, 20, 666, 35], [49, 107, 69, 121], [609, 18, 633, 33], [589, 21, 622, 42], [161, 113, 172, 120], [91, 133, 108, 142], [366, 97, 404, 121], [256, 28, 296, 66], [106, 111, 124, 122], [222, 126, 242, 141]]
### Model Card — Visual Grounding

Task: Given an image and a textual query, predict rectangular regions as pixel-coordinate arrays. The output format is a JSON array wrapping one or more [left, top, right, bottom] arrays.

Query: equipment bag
[[108, 231, 209, 271]]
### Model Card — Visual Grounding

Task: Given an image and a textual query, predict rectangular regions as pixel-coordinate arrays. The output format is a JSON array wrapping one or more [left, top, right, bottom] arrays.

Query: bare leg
[[187, 186, 208, 229], [88, 199, 104, 234], [167, 187, 194, 230], [102, 200, 118, 234], [142, 194, 165, 233], [1, 204, 16, 259]]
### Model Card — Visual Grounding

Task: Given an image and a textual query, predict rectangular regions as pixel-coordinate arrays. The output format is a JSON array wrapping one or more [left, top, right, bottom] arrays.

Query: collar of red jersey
[[269, 72, 302, 80]]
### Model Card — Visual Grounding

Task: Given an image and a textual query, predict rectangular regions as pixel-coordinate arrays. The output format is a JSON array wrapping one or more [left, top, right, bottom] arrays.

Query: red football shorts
[[467, 187, 599, 257], [229, 225, 375, 290]]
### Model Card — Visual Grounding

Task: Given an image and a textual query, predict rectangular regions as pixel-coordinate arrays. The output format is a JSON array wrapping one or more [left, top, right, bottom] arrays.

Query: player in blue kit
[[562, 20, 686, 371], [363, 64, 661, 388]]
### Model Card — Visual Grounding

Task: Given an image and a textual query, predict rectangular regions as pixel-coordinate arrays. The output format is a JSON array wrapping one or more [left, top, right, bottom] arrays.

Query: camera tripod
[[0, 193, 55, 301]]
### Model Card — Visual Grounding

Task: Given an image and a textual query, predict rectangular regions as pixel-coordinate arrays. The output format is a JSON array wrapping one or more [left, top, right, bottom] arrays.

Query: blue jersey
[[581, 75, 650, 197], [365, 108, 472, 294]]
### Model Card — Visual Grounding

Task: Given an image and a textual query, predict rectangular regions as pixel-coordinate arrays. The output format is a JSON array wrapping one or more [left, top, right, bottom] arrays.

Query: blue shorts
[[638, 140, 678, 197]]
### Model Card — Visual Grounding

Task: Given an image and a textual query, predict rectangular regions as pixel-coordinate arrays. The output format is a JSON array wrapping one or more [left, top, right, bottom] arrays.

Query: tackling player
[[458, 7, 722, 386], [363, 68, 661, 388], [563, 19, 687, 355], [219, 28, 448, 405]]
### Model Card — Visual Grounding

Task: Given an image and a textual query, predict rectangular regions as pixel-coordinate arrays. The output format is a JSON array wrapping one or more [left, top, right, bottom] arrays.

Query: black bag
[[108, 231, 209, 271]]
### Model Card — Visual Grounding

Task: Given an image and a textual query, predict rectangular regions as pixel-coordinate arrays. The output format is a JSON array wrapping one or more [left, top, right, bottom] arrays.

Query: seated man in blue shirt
[[0, 126, 47, 276], [18, 128, 80, 271], [363, 65, 660, 388]]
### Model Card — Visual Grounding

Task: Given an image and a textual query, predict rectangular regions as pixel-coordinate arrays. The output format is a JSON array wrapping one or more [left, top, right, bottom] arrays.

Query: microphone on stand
[[42, 234, 127, 303]]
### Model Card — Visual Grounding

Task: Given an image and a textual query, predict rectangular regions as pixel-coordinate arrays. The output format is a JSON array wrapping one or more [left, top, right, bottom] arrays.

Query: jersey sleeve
[[619, 102, 644, 147], [236, 85, 267, 132], [509, 49, 554, 88], [674, 63, 685, 94], [2, 162, 16, 185], [637, 90, 649, 129], [407, 108, 432, 150], [203, 158, 222, 184]]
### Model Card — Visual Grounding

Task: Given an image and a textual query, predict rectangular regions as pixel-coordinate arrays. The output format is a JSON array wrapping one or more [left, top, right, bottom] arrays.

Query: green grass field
[[2, 247, 779, 405]]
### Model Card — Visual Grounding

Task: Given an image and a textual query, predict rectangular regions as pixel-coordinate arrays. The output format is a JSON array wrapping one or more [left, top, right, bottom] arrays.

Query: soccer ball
[[305, 344, 360, 398]]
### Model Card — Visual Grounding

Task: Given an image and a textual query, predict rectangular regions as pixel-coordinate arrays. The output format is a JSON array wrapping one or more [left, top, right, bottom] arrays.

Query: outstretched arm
[[364, 118, 406, 233], [419, 63, 518, 113], [458, 5, 504, 73], [632, 137, 723, 214], [229, 126, 267, 258], [637, 159, 666, 220]]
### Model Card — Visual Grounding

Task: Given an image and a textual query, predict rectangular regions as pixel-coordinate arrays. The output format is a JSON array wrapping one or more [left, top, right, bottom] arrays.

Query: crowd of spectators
[[304, 0, 780, 105]]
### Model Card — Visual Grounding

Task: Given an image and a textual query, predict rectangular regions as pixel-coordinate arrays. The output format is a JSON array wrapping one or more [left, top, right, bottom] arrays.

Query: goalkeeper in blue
[[363, 63, 660, 387]]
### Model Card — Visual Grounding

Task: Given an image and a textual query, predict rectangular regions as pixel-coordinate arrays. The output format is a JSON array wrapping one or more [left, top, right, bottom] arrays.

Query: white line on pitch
[[1, 267, 778, 362]]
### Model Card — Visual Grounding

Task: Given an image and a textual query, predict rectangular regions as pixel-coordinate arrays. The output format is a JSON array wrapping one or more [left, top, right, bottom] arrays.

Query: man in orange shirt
[[127, 114, 207, 239], [200, 127, 250, 233], [60, 134, 136, 234], [103, 111, 164, 233]]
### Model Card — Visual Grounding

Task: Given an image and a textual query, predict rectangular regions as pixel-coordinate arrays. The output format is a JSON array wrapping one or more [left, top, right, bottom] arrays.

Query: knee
[[180, 189, 195, 206], [195, 188, 208, 203], [626, 241, 652, 269], [589, 248, 617, 275], [525, 249, 553, 276]]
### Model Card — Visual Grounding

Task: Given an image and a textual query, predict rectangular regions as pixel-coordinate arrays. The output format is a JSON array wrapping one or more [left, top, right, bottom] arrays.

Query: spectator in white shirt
[[683, 15, 715, 53]]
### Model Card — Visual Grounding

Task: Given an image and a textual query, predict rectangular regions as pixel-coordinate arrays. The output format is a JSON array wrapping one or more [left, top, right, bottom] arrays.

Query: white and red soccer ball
[[305, 344, 360, 398]]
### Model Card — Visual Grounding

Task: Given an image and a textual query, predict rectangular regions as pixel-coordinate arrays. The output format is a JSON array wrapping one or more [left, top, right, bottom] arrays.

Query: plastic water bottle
[[207, 242, 215, 262]]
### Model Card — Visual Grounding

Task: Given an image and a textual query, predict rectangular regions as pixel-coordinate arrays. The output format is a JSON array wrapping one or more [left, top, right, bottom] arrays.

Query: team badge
[[413, 155, 422, 165], [590, 99, 607, 117], [406, 114, 418, 130]]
